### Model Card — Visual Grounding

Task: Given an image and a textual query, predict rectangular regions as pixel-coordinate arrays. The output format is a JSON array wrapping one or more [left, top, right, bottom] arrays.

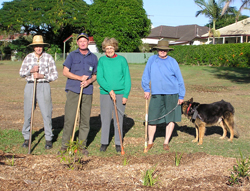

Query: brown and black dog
[[182, 98, 239, 145]]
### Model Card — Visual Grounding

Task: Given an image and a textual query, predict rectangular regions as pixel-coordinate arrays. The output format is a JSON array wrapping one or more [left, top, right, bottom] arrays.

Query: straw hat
[[154, 39, 174, 51], [28, 35, 49, 46]]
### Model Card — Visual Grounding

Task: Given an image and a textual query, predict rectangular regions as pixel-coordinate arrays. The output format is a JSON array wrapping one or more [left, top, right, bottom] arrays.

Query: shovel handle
[[71, 85, 84, 142], [28, 78, 37, 154], [113, 99, 125, 155]]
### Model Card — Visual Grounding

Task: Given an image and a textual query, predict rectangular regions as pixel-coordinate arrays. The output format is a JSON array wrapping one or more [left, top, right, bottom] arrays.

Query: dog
[[181, 98, 239, 145]]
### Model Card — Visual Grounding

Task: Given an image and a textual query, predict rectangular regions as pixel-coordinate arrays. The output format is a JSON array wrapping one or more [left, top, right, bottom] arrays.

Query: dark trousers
[[62, 91, 92, 148]]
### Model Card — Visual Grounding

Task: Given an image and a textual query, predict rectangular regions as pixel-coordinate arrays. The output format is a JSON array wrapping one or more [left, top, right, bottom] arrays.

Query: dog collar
[[187, 103, 192, 114]]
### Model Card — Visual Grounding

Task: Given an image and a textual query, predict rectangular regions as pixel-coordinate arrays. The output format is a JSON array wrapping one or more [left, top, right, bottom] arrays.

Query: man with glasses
[[141, 39, 185, 152], [60, 33, 98, 155]]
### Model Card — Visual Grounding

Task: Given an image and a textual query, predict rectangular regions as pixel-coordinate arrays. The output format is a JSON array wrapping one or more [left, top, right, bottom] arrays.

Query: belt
[[27, 81, 49, 83]]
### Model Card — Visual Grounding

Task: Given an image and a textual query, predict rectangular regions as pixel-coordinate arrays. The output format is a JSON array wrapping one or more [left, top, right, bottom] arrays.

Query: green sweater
[[97, 55, 131, 98]]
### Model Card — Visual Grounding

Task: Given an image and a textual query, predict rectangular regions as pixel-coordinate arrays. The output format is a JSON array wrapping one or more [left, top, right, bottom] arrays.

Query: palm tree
[[195, 0, 230, 44], [222, 0, 250, 16]]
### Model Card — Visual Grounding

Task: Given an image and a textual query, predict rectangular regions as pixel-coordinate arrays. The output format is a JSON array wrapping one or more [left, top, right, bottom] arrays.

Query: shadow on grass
[[154, 123, 233, 143], [85, 115, 134, 147], [203, 67, 250, 84]]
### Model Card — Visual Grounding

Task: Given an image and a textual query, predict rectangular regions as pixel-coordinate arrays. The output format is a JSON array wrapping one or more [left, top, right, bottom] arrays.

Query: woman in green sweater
[[97, 38, 131, 153]]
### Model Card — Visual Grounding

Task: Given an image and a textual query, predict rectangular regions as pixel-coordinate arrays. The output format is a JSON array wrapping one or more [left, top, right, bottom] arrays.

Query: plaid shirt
[[19, 52, 58, 82]]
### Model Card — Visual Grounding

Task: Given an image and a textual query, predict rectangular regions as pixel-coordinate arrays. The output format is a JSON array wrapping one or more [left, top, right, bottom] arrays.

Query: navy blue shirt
[[63, 48, 98, 94]]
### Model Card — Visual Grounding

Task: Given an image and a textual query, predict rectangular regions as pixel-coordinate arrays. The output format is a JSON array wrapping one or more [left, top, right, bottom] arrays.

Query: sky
[[0, 0, 249, 27]]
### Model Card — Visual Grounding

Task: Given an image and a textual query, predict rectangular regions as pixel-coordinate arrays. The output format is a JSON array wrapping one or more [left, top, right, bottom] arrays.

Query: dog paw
[[197, 142, 203, 145], [228, 139, 233, 142], [219, 136, 225, 139], [192, 139, 198, 143]]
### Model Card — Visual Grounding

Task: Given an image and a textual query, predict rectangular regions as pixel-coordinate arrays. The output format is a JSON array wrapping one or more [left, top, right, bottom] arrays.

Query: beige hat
[[154, 39, 174, 51], [28, 35, 49, 46]]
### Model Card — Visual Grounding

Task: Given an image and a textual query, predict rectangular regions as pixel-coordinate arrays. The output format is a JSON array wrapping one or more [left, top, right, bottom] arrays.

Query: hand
[[79, 75, 89, 82], [122, 97, 127, 105], [144, 92, 150, 99], [178, 99, 184, 105], [109, 90, 116, 101], [80, 79, 90, 88], [30, 65, 39, 73], [33, 73, 43, 79]]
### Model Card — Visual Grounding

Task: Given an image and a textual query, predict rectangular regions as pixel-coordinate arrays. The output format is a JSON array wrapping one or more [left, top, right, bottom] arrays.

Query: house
[[202, 17, 250, 44], [142, 24, 209, 48]]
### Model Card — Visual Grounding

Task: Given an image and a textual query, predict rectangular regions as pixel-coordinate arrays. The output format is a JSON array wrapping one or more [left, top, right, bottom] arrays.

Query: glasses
[[105, 47, 114, 50]]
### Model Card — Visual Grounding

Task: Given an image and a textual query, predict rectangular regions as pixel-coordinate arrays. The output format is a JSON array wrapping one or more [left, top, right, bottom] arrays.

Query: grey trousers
[[22, 82, 53, 141], [62, 91, 92, 148], [100, 94, 125, 145]]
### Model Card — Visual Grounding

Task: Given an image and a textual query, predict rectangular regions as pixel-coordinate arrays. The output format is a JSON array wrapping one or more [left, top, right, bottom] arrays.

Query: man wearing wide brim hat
[[19, 35, 58, 150], [28, 35, 50, 47], [141, 39, 185, 152]]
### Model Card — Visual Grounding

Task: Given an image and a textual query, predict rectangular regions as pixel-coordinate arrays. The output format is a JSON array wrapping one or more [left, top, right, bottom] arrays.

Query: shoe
[[163, 144, 170, 151], [45, 141, 53, 150], [146, 143, 153, 151], [116, 145, 121, 153], [22, 140, 29, 148], [57, 147, 67, 155], [79, 147, 89, 156], [100, 144, 108, 152]]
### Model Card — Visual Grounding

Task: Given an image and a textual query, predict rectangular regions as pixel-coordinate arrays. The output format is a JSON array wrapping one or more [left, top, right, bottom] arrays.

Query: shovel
[[143, 99, 149, 153], [113, 99, 125, 155]]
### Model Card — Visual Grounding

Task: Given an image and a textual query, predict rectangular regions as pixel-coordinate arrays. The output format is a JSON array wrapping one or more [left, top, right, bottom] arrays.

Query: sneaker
[[100, 144, 108, 152], [22, 140, 29, 148], [116, 145, 121, 153], [45, 141, 53, 150], [57, 147, 67, 155], [79, 147, 89, 156]]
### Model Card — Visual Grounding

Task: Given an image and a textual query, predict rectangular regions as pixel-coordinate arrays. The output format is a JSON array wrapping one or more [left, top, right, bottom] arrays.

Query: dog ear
[[188, 98, 193, 103]]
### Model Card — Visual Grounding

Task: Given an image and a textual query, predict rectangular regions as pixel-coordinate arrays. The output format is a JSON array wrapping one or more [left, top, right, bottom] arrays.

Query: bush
[[168, 43, 250, 68]]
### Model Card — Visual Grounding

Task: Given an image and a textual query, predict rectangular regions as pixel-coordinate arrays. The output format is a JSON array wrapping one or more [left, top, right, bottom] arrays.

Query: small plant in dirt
[[123, 156, 130, 166], [58, 139, 85, 170], [4, 154, 15, 166], [227, 150, 250, 186], [175, 152, 183, 167], [141, 165, 159, 187]]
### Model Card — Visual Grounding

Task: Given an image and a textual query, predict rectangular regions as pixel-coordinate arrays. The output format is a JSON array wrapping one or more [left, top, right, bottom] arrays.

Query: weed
[[142, 165, 158, 187], [5, 155, 15, 166], [175, 152, 183, 167], [228, 150, 250, 186], [123, 156, 130, 166], [228, 172, 239, 186], [58, 139, 85, 170]]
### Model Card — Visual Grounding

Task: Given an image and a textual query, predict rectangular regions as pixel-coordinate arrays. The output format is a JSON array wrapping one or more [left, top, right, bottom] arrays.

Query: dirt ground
[[0, 150, 250, 190]]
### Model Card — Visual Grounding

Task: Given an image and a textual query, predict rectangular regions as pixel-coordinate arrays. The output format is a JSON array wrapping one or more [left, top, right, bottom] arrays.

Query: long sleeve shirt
[[19, 52, 58, 82], [97, 55, 131, 98], [141, 55, 185, 100]]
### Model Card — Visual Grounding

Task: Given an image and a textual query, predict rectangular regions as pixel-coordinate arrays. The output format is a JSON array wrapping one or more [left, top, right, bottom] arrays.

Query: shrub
[[168, 43, 250, 68]]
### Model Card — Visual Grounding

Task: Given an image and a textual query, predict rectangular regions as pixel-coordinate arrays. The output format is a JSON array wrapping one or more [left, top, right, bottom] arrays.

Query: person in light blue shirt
[[141, 39, 185, 152]]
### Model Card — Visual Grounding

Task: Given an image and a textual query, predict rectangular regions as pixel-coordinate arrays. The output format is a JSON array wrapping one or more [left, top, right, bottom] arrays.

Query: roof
[[202, 17, 250, 37], [147, 25, 209, 42]]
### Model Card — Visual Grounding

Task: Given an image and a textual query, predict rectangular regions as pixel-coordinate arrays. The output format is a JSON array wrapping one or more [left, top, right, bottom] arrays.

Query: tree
[[0, 0, 90, 51], [205, 15, 248, 28], [195, 0, 234, 44], [87, 0, 151, 52], [222, 0, 250, 16]]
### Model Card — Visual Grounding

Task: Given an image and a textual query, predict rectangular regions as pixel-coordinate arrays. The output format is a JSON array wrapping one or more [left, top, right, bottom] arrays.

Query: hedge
[[168, 43, 250, 68]]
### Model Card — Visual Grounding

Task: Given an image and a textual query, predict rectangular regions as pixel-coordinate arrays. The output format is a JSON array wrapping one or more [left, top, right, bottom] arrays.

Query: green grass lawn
[[0, 61, 250, 158]]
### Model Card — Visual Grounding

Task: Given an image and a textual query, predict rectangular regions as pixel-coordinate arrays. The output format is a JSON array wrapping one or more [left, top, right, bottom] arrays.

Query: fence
[[1, 52, 154, 64]]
